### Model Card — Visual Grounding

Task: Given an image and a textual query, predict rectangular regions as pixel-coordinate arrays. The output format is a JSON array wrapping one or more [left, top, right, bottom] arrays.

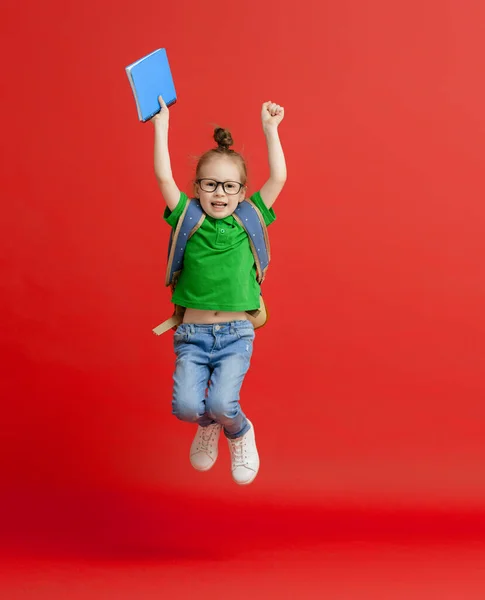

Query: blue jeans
[[171, 321, 255, 439]]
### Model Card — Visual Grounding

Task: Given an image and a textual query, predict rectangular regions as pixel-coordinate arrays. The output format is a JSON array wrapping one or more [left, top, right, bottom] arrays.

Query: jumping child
[[152, 97, 286, 485]]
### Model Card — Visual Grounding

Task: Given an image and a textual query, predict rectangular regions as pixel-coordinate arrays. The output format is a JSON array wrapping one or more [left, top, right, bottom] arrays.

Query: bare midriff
[[183, 308, 249, 325]]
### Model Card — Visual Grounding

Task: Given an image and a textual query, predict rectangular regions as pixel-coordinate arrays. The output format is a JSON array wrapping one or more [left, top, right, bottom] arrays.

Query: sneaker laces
[[230, 436, 247, 468], [199, 424, 218, 452]]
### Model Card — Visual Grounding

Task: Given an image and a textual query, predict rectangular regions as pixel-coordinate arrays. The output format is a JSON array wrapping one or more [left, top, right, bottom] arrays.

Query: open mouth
[[211, 202, 227, 209]]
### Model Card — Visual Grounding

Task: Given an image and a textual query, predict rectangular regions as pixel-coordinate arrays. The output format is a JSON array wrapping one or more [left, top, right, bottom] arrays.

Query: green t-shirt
[[164, 191, 276, 311]]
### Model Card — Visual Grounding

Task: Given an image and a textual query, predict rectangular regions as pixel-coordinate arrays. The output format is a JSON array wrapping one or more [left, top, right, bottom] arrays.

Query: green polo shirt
[[164, 191, 276, 311]]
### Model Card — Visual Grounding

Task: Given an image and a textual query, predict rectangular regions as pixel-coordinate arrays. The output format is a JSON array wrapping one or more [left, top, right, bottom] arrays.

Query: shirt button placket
[[216, 226, 227, 245]]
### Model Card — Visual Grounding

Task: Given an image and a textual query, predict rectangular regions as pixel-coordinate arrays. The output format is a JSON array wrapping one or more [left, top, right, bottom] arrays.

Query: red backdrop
[[2, 0, 485, 572]]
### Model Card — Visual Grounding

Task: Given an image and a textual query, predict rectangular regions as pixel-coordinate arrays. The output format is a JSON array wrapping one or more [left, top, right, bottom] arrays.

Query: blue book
[[125, 48, 177, 122]]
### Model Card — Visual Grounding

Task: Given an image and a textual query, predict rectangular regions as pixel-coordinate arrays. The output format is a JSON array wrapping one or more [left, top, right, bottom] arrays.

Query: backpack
[[152, 197, 271, 335]]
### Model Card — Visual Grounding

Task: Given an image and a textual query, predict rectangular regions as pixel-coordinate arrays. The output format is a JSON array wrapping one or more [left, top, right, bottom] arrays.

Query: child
[[152, 96, 286, 485]]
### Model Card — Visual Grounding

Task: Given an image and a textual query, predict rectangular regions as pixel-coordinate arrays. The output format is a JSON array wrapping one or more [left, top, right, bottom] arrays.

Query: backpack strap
[[233, 199, 271, 284], [165, 198, 205, 288], [152, 304, 185, 336], [154, 198, 204, 336]]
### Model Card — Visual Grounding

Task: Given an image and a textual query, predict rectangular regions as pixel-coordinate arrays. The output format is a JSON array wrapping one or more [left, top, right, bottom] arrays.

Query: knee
[[172, 397, 200, 423], [206, 394, 237, 421]]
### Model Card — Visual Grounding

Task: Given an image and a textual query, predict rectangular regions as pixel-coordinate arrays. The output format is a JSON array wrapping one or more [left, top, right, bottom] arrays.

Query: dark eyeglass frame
[[196, 178, 244, 195]]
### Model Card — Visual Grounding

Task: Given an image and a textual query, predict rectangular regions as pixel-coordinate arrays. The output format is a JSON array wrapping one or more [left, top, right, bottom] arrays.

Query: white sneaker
[[227, 420, 260, 485], [190, 423, 222, 471]]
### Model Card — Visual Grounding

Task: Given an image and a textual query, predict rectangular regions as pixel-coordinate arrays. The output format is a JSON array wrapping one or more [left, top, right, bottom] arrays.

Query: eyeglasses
[[197, 178, 244, 195]]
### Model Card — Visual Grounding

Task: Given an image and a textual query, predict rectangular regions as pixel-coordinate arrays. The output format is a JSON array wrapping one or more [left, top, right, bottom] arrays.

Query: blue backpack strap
[[233, 199, 271, 284], [165, 198, 205, 287]]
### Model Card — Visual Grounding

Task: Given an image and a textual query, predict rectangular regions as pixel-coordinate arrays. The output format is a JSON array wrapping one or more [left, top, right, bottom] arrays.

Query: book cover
[[125, 48, 177, 122]]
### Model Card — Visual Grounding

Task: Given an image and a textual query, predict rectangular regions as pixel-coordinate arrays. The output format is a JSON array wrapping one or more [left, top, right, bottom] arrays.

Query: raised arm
[[259, 101, 287, 209], [151, 96, 180, 211]]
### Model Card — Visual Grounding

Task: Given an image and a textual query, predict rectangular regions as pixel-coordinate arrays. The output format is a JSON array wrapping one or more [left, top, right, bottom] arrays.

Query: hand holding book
[[151, 96, 170, 127]]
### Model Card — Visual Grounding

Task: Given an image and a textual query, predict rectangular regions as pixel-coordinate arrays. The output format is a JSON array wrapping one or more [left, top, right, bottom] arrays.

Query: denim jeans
[[171, 320, 255, 439]]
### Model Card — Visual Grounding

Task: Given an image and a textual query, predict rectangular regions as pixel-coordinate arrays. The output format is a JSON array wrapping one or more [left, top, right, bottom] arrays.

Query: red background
[[2, 0, 485, 597]]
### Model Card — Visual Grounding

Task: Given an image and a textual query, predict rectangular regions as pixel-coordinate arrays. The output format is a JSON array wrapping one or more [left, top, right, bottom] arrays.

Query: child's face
[[195, 156, 246, 219]]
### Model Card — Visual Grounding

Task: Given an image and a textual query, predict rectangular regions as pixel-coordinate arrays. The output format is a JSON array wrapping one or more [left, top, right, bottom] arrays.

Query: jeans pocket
[[236, 328, 255, 342], [173, 324, 188, 345]]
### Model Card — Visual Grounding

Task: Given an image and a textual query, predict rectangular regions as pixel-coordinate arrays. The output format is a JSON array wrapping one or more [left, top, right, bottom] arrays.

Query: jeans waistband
[[179, 320, 254, 334]]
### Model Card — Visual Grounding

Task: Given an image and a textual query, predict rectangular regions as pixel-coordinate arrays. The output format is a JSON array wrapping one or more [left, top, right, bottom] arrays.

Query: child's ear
[[194, 181, 200, 198], [238, 186, 247, 202]]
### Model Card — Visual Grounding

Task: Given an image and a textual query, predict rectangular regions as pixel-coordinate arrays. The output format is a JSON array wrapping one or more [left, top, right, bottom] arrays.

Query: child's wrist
[[153, 118, 169, 130], [263, 125, 279, 137]]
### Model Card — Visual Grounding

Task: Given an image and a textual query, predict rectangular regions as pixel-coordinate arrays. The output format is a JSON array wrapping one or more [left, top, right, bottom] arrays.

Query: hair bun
[[214, 127, 233, 150]]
